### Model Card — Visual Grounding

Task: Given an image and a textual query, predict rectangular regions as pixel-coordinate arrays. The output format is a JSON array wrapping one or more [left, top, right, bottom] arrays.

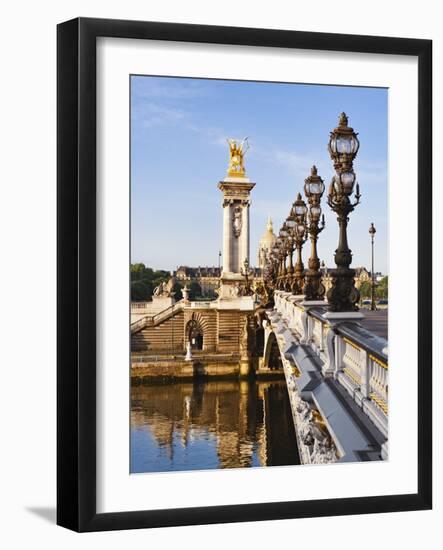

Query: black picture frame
[[57, 17, 432, 532]]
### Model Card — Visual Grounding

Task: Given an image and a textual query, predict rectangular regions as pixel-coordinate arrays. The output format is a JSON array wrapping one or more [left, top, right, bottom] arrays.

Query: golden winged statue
[[227, 137, 249, 177]]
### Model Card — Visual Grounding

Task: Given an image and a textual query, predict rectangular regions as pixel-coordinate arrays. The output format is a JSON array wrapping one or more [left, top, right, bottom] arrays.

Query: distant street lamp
[[303, 166, 326, 301], [369, 222, 377, 311], [326, 112, 362, 312], [279, 222, 291, 291]]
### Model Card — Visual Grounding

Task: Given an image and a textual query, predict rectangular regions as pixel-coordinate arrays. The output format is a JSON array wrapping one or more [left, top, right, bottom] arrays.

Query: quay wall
[[131, 355, 283, 382]]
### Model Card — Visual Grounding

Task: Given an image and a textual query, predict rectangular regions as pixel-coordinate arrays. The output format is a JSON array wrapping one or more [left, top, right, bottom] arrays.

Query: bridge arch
[[262, 329, 283, 370]]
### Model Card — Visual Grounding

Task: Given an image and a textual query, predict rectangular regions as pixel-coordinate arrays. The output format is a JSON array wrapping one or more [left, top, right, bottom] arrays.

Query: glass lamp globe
[[307, 180, 324, 196], [296, 224, 305, 238], [286, 209, 297, 229], [333, 172, 355, 195], [310, 205, 322, 219], [304, 166, 325, 198], [329, 113, 360, 158], [295, 203, 307, 217]]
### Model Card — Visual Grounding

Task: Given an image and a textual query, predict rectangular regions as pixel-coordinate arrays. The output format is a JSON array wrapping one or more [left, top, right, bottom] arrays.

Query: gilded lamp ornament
[[326, 113, 362, 312]]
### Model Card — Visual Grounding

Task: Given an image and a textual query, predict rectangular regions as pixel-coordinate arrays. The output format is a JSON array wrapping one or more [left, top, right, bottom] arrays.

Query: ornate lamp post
[[265, 251, 275, 283], [288, 193, 308, 295], [369, 222, 377, 311], [272, 240, 284, 290], [283, 219, 295, 290], [258, 252, 276, 305], [326, 112, 362, 312], [267, 250, 279, 290], [279, 222, 291, 291], [303, 166, 326, 301]]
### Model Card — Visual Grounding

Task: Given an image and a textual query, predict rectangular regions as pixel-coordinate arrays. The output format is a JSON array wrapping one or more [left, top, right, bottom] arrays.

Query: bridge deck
[[359, 309, 388, 339]]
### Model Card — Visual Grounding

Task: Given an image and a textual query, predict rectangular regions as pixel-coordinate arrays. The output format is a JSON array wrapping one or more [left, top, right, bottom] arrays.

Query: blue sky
[[131, 76, 388, 274]]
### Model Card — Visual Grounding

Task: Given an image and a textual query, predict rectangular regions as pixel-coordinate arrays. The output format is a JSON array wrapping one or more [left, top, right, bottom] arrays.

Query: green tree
[[359, 281, 372, 300], [376, 276, 388, 300], [130, 263, 170, 301], [189, 281, 202, 300], [172, 281, 184, 299], [131, 280, 153, 301]]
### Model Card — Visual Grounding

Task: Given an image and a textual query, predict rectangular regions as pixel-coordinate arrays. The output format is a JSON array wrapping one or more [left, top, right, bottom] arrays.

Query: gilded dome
[[259, 217, 277, 249]]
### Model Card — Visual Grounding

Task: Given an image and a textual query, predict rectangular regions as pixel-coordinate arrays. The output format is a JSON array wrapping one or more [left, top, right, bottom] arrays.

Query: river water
[[131, 379, 300, 473]]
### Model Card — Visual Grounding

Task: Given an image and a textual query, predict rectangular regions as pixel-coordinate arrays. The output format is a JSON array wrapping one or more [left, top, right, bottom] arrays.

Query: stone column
[[222, 200, 231, 274], [218, 178, 255, 299], [240, 200, 250, 272]]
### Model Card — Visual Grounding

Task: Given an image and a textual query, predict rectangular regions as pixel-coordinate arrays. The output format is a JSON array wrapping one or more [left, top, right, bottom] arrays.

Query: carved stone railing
[[273, 291, 305, 337], [152, 300, 184, 324], [131, 300, 185, 334], [130, 298, 226, 335], [368, 354, 388, 415], [131, 301, 150, 311], [271, 290, 389, 443], [130, 315, 151, 334]]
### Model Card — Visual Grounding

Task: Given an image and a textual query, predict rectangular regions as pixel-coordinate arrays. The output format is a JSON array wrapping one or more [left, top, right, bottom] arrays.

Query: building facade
[[174, 266, 221, 296]]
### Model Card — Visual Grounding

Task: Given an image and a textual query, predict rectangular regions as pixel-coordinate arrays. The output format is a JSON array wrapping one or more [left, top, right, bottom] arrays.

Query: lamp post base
[[326, 268, 360, 312]]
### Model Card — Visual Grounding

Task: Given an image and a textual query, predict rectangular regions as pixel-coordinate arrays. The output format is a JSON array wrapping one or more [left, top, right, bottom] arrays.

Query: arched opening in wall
[[268, 336, 283, 370], [263, 331, 283, 370], [186, 316, 204, 350], [254, 308, 267, 357], [255, 326, 264, 356]]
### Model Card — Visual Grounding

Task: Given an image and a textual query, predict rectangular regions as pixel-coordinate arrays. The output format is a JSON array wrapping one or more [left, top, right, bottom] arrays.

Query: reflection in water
[[131, 379, 300, 473]]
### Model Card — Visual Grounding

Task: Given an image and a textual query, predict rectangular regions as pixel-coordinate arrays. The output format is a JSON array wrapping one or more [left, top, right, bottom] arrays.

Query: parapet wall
[[266, 291, 388, 463]]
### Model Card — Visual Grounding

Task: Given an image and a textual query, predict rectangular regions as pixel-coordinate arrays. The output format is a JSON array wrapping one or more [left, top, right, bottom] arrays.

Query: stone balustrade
[[271, 290, 389, 444], [131, 301, 150, 310]]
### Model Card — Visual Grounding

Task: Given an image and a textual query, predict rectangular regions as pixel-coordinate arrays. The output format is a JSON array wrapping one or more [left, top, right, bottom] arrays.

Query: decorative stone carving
[[310, 438, 337, 463], [239, 315, 250, 356], [232, 205, 242, 238], [181, 285, 190, 302], [153, 276, 176, 297], [291, 391, 338, 465], [227, 137, 249, 177]]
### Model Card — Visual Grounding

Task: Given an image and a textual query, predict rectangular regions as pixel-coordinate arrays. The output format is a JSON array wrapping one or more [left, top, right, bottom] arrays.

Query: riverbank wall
[[131, 353, 283, 383]]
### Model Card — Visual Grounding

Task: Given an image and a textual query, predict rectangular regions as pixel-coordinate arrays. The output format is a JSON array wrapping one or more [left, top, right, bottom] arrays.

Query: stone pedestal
[[218, 176, 255, 276], [321, 310, 365, 377], [239, 358, 252, 377], [151, 295, 175, 313], [217, 273, 247, 301], [185, 341, 193, 361], [298, 300, 327, 344], [181, 286, 190, 303]]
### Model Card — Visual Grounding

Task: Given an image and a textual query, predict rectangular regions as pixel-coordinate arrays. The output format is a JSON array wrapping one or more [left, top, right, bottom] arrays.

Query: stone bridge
[[262, 291, 388, 465], [131, 291, 388, 464]]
